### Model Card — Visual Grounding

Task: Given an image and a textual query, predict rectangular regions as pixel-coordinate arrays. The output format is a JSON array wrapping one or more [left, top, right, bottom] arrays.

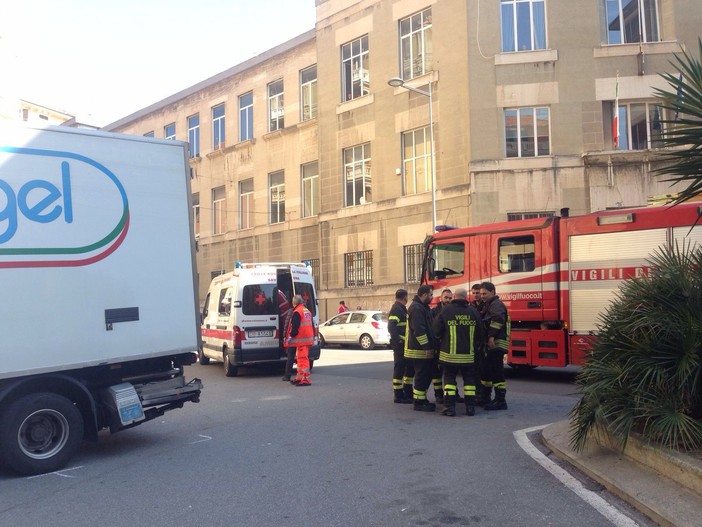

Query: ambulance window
[[202, 293, 210, 319], [294, 282, 317, 317], [499, 235, 535, 273], [242, 284, 277, 315], [218, 287, 232, 316], [428, 243, 464, 280]]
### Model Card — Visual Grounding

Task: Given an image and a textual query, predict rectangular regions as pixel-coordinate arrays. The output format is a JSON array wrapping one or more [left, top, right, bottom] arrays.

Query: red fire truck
[[422, 201, 702, 369]]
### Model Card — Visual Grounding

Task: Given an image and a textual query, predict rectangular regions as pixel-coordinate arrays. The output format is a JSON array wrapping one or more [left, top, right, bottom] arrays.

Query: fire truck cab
[[423, 202, 702, 369]]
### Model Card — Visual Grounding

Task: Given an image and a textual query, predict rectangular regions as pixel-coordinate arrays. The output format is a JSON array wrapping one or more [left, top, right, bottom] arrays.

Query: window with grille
[[507, 211, 554, 221], [400, 8, 433, 80], [345, 250, 373, 287], [404, 244, 424, 283]]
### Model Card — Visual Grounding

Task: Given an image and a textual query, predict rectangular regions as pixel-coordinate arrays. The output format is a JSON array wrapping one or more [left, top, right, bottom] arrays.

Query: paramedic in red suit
[[285, 295, 314, 386], [279, 291, 295, 381]]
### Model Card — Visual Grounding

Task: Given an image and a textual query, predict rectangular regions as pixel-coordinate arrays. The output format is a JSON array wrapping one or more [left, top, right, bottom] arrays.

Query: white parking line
[[514, 424, 640, 527], [27, 466, 84, 479], [190, 434, 212, 445]]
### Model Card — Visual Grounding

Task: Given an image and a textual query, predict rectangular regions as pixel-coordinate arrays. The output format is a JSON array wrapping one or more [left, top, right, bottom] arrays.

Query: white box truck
[[0, 124, 202, 475]]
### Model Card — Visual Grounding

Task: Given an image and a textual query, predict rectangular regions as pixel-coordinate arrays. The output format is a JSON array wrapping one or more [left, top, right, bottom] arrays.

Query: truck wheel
[[199, 347, 210, 365], [0, 393, 84, 476], [223, 350, 238, 377], [359, 334, 374, 350]]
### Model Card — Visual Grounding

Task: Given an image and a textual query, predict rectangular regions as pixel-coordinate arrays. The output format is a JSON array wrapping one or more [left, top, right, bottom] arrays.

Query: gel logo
[[0, 146, 129, 268]]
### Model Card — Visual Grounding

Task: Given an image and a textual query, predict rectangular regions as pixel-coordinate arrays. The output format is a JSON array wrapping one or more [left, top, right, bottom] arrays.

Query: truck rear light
[[233, 326, 245, 346]]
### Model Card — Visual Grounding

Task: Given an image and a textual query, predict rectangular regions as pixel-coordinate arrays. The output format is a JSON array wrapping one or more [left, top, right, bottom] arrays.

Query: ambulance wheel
[[359, 334, 374, 350], [223, 350, 238, 377], [199, 347, 210, 365], [0, 393, 84, 476]]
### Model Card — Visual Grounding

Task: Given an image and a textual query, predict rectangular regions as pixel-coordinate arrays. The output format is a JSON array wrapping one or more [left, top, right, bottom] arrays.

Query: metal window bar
[[404, 244, 423, 283]]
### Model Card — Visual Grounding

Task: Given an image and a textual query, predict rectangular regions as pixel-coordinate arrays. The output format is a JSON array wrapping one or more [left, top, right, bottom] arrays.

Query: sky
[[1, 0, 316, 127]]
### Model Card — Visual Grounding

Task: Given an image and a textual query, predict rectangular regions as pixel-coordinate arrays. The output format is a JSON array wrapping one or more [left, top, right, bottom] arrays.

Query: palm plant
[[653, 39, 702, 204], [569, 242, 702, 452]]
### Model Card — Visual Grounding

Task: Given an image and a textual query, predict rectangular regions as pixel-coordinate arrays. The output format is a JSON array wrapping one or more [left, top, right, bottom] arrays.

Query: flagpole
[[613, 72, 620, 149]]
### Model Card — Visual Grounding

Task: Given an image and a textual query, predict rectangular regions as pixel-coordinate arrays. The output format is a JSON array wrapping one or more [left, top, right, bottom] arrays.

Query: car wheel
[[223, 349, 238, 377], [359, 334, 374, 350]]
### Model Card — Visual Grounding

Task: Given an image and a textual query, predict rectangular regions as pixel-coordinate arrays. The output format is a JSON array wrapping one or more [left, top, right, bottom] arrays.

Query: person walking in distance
[[404, 284, 439, 412], [432, 288, 484, 416], [479, 282, 510, 410], [389, 289, 413, 404], [285, 295, 315, 386], [338, 300, 350, 314]]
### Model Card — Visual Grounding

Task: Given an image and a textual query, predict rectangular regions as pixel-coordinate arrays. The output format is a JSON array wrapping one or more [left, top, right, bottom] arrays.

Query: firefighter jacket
[[404, 296, 437, 360], [432, 299, 485, 365], [481, 295, 510, 352], [388, 300, 407, 349], [285, 304, 315, 348]]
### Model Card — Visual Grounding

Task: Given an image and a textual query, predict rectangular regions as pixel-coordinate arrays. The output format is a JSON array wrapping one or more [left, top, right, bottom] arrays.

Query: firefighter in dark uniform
[[429, 288, 452, 404], [388, 289, 413, 404], [470, 283, 489, 406], [404, 284, 439, 412], [479, 281, 510, 410], [432, 287, 484, 416]]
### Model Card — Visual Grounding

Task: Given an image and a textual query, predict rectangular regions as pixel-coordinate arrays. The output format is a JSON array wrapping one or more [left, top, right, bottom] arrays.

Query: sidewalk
[[541, 421, 702, 527]]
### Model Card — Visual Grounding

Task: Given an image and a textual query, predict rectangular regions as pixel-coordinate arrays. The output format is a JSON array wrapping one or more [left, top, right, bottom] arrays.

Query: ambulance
[[200, 262, 320, 376]]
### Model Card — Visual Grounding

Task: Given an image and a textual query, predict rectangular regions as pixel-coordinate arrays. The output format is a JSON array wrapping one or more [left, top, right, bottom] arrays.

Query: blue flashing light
[[435, 225, 458, 232]]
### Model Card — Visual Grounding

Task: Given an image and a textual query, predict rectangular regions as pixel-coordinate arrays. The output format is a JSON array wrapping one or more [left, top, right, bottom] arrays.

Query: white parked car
[[318, 310, 390, 350]]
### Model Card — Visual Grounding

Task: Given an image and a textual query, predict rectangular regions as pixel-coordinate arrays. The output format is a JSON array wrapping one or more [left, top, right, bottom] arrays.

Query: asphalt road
[[0, 349, 650, 527]]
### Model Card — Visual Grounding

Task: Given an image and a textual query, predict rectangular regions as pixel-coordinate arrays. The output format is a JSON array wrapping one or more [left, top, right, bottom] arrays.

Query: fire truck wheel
[[0, 392, 84, 476], [223, 349, 238, 377]]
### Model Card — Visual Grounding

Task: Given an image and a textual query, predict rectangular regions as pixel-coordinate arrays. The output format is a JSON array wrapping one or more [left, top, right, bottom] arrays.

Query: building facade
[[104, 0, 701, 321]]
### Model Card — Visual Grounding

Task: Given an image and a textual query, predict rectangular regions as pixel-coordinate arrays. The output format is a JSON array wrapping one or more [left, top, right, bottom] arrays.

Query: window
[[404, 243, 424, 283], [345, 250, 373, 287], [501, 0, 547, 52], [188, 114, 200, 157], [192, 193, 200, 238], [427, 242, 464, 281], [499, 235, 535, 273], [400, 8, 433, 80], [344, 143, 372, 207], [300, 65, 318, 121], [239, 179, 254, 230], [301, 161, 319, 217], [507, 211, 554, 221], [504, 107, 550, 157], [269, 171, 285, 224], [614, 101, 666, 150], [212, 104, 225, 149], [242, 284, 277, 316], [212, 186, 226, 235], [268, 80, 284, 132], [144, 131, 154, 138], [239, 92, 254, 141], [341, 35, 369, 101], [605, 0, 660, 44], [402, 127, 432, 195], [218, 287, 233, 316], [164, 123, 176, 140], [305, 258, 321, 289]]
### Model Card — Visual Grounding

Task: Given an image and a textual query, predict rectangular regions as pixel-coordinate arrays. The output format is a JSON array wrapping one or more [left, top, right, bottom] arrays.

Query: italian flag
[[613, 74, 620, 149]]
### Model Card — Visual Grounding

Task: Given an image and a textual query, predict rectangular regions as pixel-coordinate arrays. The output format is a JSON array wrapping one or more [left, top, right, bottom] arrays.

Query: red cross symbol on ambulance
[[255, 292, 266, 306]]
